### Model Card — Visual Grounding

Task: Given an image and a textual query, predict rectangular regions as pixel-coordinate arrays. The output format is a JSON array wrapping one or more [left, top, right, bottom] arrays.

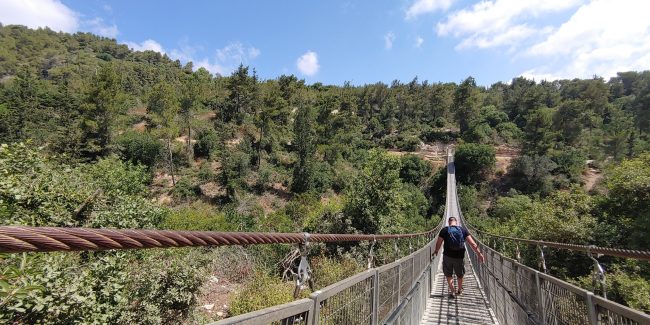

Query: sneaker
[[448, 292, 456, 299], [457, 288, 463, 296]]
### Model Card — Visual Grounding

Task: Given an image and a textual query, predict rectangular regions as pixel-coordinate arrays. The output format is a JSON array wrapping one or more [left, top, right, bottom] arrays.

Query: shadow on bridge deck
[[421, 257, 497, 325]]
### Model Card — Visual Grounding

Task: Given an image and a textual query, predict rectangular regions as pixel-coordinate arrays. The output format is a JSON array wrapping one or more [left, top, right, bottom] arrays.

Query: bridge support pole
[[536, 271, 547, 325], [586, 292, 599, 325], [371, 269, 379, 325]]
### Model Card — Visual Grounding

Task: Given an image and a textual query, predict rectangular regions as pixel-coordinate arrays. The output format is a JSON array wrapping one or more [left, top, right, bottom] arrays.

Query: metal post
[[397, 262, 402, 301], [536, 271, 547, 325], [371, 269, 379, 325], [515, 243, 521, 262], [311, 293, 320, 325], [588, 246, 607, 299], [500, 255, 507, 324], [586, 292, 599, 325], [538, 245, 547, 274]]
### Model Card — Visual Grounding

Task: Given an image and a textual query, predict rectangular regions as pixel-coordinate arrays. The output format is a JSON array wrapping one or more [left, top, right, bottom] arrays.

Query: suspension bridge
[[0, 150, 649, 324]]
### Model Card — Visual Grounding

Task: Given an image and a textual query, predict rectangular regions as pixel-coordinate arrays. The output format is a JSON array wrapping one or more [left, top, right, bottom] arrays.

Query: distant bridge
[[0, 149, 648, 324]]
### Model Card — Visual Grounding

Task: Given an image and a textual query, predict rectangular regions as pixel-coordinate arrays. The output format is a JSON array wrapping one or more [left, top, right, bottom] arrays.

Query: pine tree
[[292, 105, 315, 193]]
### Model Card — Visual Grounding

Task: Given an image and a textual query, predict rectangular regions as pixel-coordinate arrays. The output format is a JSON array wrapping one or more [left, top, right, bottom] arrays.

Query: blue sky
[[1, 0, 649, 85]]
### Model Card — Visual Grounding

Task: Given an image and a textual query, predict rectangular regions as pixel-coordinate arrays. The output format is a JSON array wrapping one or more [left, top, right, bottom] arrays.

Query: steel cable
[[465, 224, 650, 261], [0, 225, 441, 253]]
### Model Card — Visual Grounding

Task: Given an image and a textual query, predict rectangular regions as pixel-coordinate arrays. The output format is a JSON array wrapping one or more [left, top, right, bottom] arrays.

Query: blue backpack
[[448, 226, 465, 250]]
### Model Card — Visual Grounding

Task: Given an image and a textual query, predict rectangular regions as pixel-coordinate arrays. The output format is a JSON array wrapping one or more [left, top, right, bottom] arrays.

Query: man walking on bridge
[[433, 216, 484, 298]]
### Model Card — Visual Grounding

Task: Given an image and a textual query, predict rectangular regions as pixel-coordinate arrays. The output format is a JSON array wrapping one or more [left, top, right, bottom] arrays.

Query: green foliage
[[507, 155, 557, 195], [163, 202, 234, 231], [79, 64, 122, 159], [399, 154, 431, 185], [344, 150, 427, 234], [603, 153, 650, 249], [311, 256, 364, 288], [173, 178, 199, 201], [193, 128, 219, 158], [115, 131, 163, 169], [222, 65, 259, 124], [454, 143, 496, 184], [292, 105, 316, 193], [229, 272, 293, 316], [119, 250, 206, 324]]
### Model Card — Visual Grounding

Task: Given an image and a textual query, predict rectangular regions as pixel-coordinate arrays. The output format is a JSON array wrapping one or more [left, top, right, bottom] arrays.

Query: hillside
[[0, 25, 649, 322]]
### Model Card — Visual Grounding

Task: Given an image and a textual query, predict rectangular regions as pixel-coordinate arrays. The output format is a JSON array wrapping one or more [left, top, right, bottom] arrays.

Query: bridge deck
[[421, 256, 497, 325]]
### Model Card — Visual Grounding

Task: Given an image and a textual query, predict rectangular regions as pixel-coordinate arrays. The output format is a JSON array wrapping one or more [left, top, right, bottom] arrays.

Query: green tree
[[454, 143, 496, 184], [179, 68, 209, 160], [604, 153, 650, 250], [454, 77, 481, 134], [399, 154, 431, 185], [79, 64, 121, 159], [292, 105, 315, 193], [148, 81, 179, 185], [222, 64, 258, 124]]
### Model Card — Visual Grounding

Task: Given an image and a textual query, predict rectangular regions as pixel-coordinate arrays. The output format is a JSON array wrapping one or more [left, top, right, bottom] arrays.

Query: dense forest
[[0, 24, 648, 323]]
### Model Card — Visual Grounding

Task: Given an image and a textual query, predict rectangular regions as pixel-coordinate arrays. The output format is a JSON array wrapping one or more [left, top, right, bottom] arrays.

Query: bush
[[229, 272, 293, 316], [194, 129, 219, 158], [115, 131, 162, 169], [163, 202, 233, 231], [173, 178, 199, 201], [454, 143, 496, 184], [399, 154, 431, 185]]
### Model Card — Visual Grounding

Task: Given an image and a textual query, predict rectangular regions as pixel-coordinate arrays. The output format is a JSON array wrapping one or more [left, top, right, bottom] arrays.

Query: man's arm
[[465, 235, 485, 263], [433, 237, 444, 257]]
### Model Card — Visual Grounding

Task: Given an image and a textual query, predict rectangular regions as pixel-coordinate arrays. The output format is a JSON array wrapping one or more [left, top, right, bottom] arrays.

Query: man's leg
[[446, 276, 455, 293], [442, 256, 456, 297], [455, 257, 466, 294]]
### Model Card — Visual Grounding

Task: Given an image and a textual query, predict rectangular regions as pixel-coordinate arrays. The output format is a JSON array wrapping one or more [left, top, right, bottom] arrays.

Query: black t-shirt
[[438, 226, 470, 259]]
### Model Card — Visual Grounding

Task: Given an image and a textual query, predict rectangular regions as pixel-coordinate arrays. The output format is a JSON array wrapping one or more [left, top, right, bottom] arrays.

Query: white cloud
[[437, 0, 583, 49], [415, 36, 424, 48], [216, 42, 261, 64], [248, 47, 261, 59], [405, 0, 454, 20], [194, 59, 227, 76], [166, 41, 260, 76], [384, 31, 396, 49], [124, 39, 165, 53], [523, 0, 650, 80], [297, 51, 320, 76], [84, 17, 118, 38], [0, 0, 79, 32]]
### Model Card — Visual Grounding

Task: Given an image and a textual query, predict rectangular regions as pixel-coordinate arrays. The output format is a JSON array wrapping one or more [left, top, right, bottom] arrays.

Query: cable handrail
[[0, 225, 440, 253], [464, 223, 650, 261]]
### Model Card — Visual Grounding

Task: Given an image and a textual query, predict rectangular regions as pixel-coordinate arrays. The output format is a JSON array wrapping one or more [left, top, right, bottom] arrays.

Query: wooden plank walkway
[[420, 255, 497, 325]]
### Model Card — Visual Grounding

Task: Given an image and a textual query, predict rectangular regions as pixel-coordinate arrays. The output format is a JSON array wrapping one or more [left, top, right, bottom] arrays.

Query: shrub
[[115, 131, 162, 169], [173, 178, 199, 201], [454, 143, 496, 184], [194, 129, 219, 158], [229, 272, 293, 316], [163, 202, 233, 231], [399, 154, 431, 185]]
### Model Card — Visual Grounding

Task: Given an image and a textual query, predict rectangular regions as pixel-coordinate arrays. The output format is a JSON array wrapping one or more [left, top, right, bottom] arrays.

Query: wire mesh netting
[[378, 265, 400, 322], [399, 257, 414, 298], [275, 312, 310, 325], [317, 275, 374, 325], [540, 277, 590, 325]]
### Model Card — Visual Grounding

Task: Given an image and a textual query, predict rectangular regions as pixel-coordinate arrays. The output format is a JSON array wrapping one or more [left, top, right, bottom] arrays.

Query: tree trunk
[[186, 123, 193, 161], [257, 126, 263, 169], [167, 138, 176, 186]]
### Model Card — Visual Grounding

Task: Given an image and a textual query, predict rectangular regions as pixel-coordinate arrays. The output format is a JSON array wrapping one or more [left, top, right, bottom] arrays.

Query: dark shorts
[[442, 255, 465, 278]]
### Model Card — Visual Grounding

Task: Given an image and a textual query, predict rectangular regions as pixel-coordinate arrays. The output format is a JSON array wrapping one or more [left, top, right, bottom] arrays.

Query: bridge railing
[[213, 235, 440, 325], [456, 200, 650, 325]]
